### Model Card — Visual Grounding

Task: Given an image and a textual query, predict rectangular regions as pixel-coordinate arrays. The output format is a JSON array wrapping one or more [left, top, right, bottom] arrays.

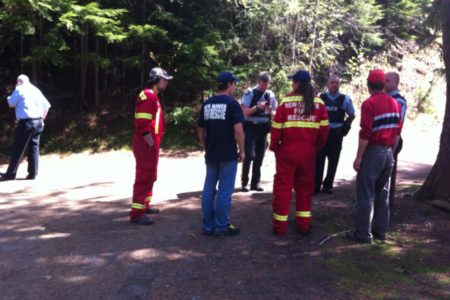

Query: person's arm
[[7, 90, 20, 108], [197, 127, 206, 148], [343, 96, 356, 136], [316, 101, 329, 150], [234, 123, 245, 161], [353, 138, 369, 171], [269, 103, 285, 152]]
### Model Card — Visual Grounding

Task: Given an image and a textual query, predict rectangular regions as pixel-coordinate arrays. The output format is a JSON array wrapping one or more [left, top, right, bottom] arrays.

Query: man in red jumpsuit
[[130, 67, 172, 225], [270, 70, 329, 235]]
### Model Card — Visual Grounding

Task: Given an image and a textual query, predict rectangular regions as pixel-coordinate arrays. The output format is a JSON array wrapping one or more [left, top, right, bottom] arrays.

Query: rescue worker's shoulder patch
[[139, 91, 147, 101], [314, 97, 325, 105]]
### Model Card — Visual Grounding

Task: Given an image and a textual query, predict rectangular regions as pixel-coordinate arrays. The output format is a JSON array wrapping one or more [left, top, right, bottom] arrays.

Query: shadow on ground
[[0, 162, 449, 299]]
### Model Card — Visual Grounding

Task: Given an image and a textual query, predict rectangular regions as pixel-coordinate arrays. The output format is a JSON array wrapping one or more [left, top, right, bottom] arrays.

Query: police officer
[[314, 75, 355, 194], [384, 71, 407, 206], [240, 71, 278, 192], [1, 75, 51, 181]]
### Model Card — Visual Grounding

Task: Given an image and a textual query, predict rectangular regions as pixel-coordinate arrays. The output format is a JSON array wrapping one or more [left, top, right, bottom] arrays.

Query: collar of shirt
[[326, 91, 342, 100], [388, 90, 401, 96]]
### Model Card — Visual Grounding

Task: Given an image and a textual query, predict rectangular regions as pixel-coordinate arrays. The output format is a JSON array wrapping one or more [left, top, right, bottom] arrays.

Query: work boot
[[145, 207, 160, 214], [322, 188, 333, 195], [345, 231, 373, 244], [250, 185, 264, 192], [26, 174, 36, 180], [0, 173, 15, 181], [241, 186, 250, 192], [130, 215, 155, 226], [372, 230, 388, 241]]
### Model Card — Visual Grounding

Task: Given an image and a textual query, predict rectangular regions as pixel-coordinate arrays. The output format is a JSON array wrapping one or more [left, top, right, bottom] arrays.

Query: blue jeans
[[201, 160, 238, 234]]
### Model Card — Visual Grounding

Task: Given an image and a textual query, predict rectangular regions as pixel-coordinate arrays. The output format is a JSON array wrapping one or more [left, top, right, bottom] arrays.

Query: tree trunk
[[94, 36, 100, 109], [141, 0, 147, 88], [416, 0, 450, 201], [80, 23, 89, 111]]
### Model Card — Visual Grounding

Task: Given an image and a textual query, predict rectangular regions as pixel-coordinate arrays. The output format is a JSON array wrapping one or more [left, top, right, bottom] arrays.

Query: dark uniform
[[241, 87, 277, 190], [388, 90, 407, 206], [314, 92, 354, 193]]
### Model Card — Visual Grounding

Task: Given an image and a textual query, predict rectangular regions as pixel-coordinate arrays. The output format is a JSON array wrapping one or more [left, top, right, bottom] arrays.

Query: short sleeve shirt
[[197, 95, 245, 163], [7, 85, 51, 120]]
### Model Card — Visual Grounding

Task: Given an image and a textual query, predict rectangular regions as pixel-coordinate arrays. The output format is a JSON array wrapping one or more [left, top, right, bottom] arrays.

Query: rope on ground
[[318, 230, 351, 247]]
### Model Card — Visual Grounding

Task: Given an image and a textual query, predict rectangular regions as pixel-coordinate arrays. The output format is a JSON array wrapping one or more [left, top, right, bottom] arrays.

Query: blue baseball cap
[[288, 70, 312, 83], [216, 71, 240, 83]]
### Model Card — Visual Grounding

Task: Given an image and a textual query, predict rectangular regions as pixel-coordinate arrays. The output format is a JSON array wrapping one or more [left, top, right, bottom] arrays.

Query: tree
[[416, 0, 450, 201]]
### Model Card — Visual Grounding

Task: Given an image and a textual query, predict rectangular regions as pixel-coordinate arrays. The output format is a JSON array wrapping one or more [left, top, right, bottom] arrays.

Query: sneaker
[[241, 186, 249, 192], [215, 224, 241, 238], [145, 207, 160, 214], [345, 231, 373, 244], [130, 215, 155, 226], [372, 231, 388, 241], [250, 185, 264, 192]]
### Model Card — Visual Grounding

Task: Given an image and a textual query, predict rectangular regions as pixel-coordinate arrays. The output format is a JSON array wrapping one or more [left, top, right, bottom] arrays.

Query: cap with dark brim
[[149, 67, 173, 80], [288, 70, 311, 83], [216, 71, 240, 83]]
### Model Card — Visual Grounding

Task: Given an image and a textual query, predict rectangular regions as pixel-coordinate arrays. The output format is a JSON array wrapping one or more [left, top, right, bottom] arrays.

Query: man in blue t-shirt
[[197, 71, 245, 238], [314, 75, 355, 194]]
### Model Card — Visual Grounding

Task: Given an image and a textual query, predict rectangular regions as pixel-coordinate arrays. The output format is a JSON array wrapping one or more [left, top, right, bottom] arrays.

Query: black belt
[[19, 117, 42, 122]]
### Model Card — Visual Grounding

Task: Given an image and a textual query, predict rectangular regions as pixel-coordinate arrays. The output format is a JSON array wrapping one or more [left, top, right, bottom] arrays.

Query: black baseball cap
[[149, 67, 173, 80]]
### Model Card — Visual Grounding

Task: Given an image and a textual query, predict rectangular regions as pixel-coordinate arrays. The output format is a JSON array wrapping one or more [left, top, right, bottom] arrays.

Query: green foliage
[[169, 106, 195, 126]]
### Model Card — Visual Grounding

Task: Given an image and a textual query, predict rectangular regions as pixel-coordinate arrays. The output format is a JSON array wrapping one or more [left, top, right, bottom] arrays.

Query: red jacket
[[270, 93, 329, 152], [359, 92, 401, 146], [134, 89, 165, 142]]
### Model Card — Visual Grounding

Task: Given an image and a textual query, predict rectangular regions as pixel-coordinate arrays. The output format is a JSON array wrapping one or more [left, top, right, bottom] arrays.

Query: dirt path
[[1, 122, 449, 299]]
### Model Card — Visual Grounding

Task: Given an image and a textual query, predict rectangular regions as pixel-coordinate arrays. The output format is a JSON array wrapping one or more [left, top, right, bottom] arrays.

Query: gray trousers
[[354, 145, 394, 241]]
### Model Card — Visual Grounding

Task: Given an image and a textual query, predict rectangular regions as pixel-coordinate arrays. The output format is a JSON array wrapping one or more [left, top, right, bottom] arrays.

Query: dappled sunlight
[[36, 232, 72, 240]]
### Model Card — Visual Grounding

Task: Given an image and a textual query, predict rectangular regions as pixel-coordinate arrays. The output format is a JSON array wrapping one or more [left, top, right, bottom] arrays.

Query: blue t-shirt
[[197, 95, 245, 163]]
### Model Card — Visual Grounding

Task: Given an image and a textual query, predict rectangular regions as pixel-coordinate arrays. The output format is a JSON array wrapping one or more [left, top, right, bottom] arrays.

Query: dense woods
[[0, 0, 434, 111]]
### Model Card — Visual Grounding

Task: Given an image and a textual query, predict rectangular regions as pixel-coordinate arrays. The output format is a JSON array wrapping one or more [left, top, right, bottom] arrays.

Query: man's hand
[[257, 102, 267, 110], [143, 133, 154, 149], [353, 157, 362, 172], [238, 151, 245, 162]]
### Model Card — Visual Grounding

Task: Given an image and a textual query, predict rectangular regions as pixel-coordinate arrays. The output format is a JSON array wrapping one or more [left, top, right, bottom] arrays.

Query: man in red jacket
[[130, 67, 172, 225], [347, 69, 402, 243], [270, 70, 329, 235]]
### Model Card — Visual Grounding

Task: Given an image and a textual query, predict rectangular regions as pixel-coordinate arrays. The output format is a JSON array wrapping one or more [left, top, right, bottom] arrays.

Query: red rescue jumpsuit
[[269, 93, 329, 235], [130, 89, 165, 221]]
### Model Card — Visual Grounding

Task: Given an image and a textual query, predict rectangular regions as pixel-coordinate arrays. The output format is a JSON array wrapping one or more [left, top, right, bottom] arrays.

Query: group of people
[[129, 67, 406, 244], [1, 66, 406, 244]]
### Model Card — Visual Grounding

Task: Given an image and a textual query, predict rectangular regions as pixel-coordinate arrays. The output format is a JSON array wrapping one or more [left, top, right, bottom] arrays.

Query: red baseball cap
[[367, 69, 385, 84]]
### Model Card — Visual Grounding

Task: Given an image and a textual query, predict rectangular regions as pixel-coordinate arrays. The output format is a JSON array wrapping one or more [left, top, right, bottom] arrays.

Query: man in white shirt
[[1, 74, 51, 181]]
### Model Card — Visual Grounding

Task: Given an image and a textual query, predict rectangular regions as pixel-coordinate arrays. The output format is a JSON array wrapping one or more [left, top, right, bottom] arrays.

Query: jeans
[[6, 119, 44, 178], [201, 160, 238, 234]]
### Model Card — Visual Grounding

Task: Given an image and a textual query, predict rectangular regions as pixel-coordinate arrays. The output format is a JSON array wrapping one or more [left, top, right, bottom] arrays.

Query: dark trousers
[[241, 122, 268, 188], [5, 119, 44, 178], [314, 127, 344, 192], [389, 137, 403, 207]]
